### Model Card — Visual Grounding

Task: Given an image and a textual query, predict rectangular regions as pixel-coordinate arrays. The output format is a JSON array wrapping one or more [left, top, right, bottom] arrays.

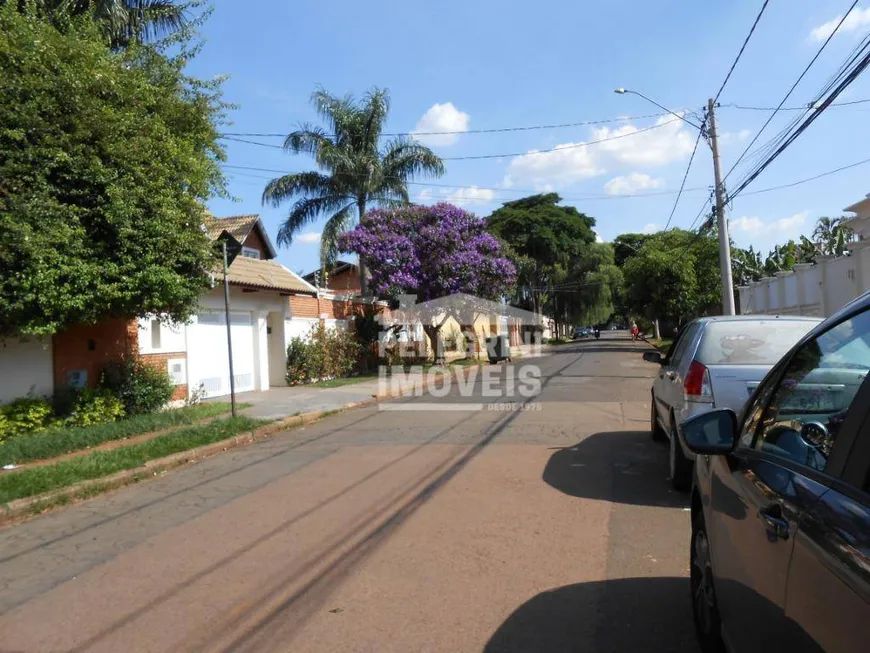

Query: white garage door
[[189, 311, 256, 398]]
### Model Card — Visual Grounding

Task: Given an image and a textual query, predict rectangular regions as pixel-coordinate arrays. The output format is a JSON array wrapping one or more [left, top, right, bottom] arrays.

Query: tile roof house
[[0, 215, 321, 403]]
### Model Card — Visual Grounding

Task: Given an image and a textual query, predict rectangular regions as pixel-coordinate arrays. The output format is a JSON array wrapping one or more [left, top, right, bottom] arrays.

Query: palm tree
[[262, 88, 445, 295], [2, 1, 187, 48]]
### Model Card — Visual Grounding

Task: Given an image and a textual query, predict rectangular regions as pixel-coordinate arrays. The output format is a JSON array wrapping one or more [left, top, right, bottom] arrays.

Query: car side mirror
[[643, 351, 664, 365], [682, 409, 738, 455]]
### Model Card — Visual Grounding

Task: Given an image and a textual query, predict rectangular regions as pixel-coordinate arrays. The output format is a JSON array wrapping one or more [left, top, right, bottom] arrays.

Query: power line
[[729, 25, 870, 199], [726, 97, 870, 111], [218, 111, 674, 139], [714, 0, 771, 103], [723, 0, 861, 183], [222, 153, 870, 204], [663, 108, 707, 230], [222, 164, 706, 199], [739, 155, 870, 196], [221, 118, 682, 162]]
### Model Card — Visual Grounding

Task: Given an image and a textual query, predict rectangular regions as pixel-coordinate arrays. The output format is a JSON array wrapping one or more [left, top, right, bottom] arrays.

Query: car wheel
[[650, 396, 666, 442], [691, 512, 726, 653], [669, 415, 692, 491]]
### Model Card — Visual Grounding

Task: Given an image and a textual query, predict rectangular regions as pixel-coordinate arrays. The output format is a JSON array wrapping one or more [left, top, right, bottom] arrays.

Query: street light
[[614, 87, 736, 316], [613, 88, 703, 130]]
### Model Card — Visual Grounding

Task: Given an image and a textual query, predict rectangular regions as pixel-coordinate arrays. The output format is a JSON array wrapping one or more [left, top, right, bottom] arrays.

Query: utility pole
[[222, 241, 237, 417], [707, 98, 736, 316]]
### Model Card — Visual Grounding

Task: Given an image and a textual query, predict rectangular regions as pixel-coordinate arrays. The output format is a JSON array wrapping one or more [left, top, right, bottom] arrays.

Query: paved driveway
[[0, 334, 699, 652]]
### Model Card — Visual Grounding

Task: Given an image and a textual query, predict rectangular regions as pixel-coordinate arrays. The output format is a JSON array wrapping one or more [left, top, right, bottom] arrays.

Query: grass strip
[[0, 415, 265, 504], [0, 402, 242, 466]]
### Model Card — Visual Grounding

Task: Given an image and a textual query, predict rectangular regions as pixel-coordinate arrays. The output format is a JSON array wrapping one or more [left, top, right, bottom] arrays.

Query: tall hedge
[[0, 6, 227, 337]]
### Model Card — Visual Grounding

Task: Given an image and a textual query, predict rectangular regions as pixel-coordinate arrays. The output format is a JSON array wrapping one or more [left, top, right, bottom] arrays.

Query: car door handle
[[758, 505, 790, 541]]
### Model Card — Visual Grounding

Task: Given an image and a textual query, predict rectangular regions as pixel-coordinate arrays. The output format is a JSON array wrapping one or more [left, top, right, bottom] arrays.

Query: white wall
[[138, 317, 186, 354], [826, 256, 858, 315], [739, 249, 865, 318], [285, 317, 318, 346], [0, 337, 54, 403]]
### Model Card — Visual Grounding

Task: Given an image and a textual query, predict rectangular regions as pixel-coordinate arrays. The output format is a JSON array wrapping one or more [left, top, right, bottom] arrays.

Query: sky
[[188, 0, 870, 276]]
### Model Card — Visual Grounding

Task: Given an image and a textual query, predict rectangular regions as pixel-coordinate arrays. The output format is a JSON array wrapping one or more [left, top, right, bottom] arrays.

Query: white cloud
[[730, 210, 810, 252], [416, 185, 496, 209], [502, 143, 605, 190], [810, 7, 870, 41], [642, 222, 663, 234], [594, 230, 605, 243], [603, 172, 663, 196], [591, 115, 696, 167], [296, 231, 321, 244], [501, 115, 695, 190], [412, 102, 470, 147]]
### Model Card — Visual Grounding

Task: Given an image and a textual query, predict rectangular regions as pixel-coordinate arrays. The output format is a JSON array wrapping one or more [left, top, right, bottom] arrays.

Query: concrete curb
[[0, 362, 489, 527]]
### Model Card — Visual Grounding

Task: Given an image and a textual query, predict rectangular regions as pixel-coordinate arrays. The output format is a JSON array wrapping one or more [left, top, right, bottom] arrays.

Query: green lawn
[[0, 402, 241, 467], [0, 416, 265, 504]]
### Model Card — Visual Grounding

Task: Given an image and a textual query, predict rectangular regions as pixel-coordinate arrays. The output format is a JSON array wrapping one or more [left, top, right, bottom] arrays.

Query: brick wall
[[288, 294, 385, 321], [325, 267, 361, 293], [53, 319, 137, 389], [140, 352, 188, 401], [289, 295, 321, 318]]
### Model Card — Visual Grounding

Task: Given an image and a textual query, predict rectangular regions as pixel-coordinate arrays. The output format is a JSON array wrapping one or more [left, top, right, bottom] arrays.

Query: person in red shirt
[[630, 321, 639, 341]]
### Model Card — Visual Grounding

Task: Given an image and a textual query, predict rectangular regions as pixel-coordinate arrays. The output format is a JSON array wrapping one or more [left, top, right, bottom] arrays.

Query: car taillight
[[684, 360, 713, 403]]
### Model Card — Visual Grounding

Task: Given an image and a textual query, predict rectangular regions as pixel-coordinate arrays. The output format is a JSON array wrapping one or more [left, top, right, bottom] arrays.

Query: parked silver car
[[643, 315, 822, 490]]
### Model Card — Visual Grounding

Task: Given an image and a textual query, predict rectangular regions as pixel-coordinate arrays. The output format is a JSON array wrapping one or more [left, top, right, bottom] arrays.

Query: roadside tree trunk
[[423, 324, 446, 365]]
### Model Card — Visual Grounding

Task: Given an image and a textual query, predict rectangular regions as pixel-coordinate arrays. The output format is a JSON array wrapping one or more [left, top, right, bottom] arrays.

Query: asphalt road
[[0, 333, 699, 653]]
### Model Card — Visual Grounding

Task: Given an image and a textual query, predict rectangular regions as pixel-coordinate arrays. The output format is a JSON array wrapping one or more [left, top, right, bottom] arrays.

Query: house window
[[151, 320, 162, 349], [242, 247, 261, 259]]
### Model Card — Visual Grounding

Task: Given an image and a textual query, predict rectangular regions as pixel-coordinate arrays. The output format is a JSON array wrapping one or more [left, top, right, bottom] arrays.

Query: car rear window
[[696, 320, 818, 366]]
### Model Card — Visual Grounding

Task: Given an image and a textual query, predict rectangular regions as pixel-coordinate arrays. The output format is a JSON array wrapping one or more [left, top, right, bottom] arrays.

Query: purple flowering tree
[[339, 203, 516, 361]]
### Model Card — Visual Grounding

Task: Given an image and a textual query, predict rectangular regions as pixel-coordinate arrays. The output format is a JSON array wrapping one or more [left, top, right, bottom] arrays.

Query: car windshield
[[696, 320, 818, 366]]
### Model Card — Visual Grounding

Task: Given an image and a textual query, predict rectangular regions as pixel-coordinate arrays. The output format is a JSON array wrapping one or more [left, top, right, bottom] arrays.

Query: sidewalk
[[234, 344, 547, 421], [235, 374, 408, 421]]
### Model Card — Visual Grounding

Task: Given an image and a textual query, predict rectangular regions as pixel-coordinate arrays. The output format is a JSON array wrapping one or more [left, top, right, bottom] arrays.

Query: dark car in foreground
[[681, 294, 870, 652]]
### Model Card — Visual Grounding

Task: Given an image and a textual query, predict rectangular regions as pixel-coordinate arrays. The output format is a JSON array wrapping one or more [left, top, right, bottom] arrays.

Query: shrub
[[0, 397, 54, 440], [101, 357, 174, 415], [286, 336, 312, 385], [286, 323, 361, 385], [64, 389, 126, 427]]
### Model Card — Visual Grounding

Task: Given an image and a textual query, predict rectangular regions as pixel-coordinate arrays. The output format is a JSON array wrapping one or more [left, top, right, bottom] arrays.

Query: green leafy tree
[[0, 7, 226, 336], [262, 88, 445, 294], [0, 0, 188, 47], [612, 232, 652, 267], [485, 193, 597, 333], [620, 229, 720, 328]]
